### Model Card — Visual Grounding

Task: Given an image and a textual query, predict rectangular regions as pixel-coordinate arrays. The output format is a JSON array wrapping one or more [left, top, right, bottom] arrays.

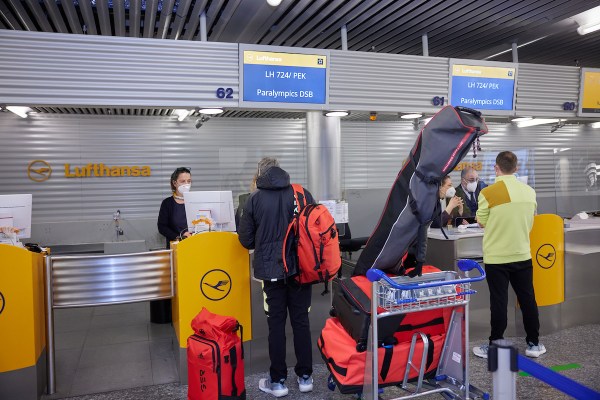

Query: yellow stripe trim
[[244, 51, 327, 68], [481, 181, 511, 208]]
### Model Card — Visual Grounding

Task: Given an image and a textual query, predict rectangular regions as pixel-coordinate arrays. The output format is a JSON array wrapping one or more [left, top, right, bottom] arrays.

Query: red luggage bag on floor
[[187, 307, 246, 400], [318, 317, 445, 394]]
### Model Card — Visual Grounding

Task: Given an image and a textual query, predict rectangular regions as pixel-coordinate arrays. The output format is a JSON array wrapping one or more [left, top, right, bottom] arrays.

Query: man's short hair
[[496, 151, 518, 174], [461, 167, 476, 179], [257, 157, 279, 176]]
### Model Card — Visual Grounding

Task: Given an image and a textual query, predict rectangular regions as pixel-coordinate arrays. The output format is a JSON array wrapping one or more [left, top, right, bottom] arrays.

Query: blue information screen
[[242, 51, 327, 104], [450, 64, 516, 111]]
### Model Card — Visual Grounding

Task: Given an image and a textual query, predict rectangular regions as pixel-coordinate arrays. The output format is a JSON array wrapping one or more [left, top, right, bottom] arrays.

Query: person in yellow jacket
[[473, 151, 547, 359]]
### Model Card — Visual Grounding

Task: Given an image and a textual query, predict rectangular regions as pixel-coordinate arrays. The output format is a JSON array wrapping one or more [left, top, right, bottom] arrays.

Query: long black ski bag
[[353, 106, 487, 276]]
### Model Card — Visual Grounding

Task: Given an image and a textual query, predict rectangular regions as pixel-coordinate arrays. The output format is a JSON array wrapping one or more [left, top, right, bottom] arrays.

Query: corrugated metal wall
[[341, 120, 600, 200], [0, 30, 239, 107], [329, 51, 449, 113], [0, 113, 307, 223], [2, 112, 598, 225], [0, 30, 588, 119], [516, 63, 580, 118]]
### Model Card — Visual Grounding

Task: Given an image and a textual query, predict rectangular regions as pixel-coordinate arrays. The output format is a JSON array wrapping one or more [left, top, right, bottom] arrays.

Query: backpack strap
[[282, 184, 306, 278], [291, 183, 306, 212]]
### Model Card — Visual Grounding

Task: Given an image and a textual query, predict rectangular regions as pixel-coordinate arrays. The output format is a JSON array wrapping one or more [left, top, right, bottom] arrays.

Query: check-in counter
[[171, 232, 252, 384], [561, 223, 600, 330], [0, 245, 46, 400], [425, 217, 600, 339], [424, 228, 507, 338]]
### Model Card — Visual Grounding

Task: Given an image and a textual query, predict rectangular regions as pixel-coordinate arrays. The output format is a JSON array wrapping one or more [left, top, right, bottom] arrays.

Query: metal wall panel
[[330, 50, 449, 113], [515, 63, 580, 118], [0, 113, 307, 223], [1, 112, 598, 228], [340, 120, 418, 189], [341, 121, 600, 200], [50, 250, 172, 307], [0, 30, 239, 107]]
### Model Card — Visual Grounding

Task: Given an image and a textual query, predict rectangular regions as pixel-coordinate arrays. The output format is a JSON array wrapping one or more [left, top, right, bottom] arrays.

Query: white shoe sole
[[259, 379, 288, 397], [526, 349, 547, 358], [297, 377, 313, 393]]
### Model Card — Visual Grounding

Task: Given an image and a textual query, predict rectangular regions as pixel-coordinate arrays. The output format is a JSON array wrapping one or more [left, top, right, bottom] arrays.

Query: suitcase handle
[[366, 259, 485, 289]]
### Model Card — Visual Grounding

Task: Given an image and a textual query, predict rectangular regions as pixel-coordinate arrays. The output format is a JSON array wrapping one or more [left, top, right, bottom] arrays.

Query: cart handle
[[366, 259, 486, 289]]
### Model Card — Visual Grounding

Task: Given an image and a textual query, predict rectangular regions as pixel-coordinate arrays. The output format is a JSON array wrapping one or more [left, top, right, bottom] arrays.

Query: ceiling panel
[[0, 0, 599, 66]]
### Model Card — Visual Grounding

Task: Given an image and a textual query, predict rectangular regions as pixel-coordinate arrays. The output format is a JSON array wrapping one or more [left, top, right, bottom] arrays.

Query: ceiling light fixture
[[6, 106, 31, 118], [577, 22, 600, 35], [511, 117, 533, 122], [324, 111, 349, 117], [515, 118, 560, 128], [400, 113, 423, 119], [266, 0, 282, 6], [484, 36, 549, 60], [198, 108, 224, 115], [591, 122, 600, 128], [172, 109, 191, 121]]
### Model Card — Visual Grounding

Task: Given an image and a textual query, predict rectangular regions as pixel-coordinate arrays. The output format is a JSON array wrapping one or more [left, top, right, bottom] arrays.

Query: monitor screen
[[184, 191, 236, 233], [0, 194, 32, 239]]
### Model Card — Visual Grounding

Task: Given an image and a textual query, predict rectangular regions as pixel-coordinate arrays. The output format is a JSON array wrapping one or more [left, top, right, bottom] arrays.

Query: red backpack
[[283, 184, 341, 290], [187, 308, 245, 400]]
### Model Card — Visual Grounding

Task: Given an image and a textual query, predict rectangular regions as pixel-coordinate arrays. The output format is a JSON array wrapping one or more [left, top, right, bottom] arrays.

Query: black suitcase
[[330, 269, 449, 352]]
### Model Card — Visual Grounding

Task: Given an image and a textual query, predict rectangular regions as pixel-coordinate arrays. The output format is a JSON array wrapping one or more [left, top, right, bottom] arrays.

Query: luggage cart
[[361, 259, 489, 400]]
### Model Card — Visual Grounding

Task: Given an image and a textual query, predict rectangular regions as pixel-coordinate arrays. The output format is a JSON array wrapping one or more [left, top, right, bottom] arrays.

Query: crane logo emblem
[[27, 160, 52, 182], [535, 244, 556, 269], [200, 269, 232, 301], [0, 292, 5, 315]]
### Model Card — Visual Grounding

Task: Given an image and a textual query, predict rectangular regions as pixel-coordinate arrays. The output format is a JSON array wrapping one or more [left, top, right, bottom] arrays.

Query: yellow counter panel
[[0, 244, 46, 373], [172, 232, 252, 348]]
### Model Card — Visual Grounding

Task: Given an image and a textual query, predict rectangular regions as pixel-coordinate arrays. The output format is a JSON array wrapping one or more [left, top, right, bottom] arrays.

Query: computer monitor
[[0, 194, 32, 239], [184, 191, 236, 232]]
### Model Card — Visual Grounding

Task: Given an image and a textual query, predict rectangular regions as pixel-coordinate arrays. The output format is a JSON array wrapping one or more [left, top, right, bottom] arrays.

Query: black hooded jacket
[[238, 166, 314, 281]]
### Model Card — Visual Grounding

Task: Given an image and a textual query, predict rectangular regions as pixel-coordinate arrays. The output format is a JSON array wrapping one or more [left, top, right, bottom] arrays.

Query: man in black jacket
[[238, 157, 315, 398]]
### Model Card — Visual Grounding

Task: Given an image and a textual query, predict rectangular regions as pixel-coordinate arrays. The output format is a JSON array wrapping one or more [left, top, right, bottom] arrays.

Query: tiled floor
[[47, 323, 600, 400], [45, 302, 178, 399]]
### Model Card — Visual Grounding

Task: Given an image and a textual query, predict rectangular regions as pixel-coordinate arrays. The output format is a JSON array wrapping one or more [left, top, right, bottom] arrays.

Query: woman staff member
[[158, 167, 192, 248], [153, 167, 192, 324]]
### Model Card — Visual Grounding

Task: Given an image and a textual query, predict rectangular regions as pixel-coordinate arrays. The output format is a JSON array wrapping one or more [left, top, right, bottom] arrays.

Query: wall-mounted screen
[[449, 60, 517, 116], [578, 68, 600, 117], [184, 191, 236, 233], [239, 45, 329, 109], [0, 193, 32, 239]]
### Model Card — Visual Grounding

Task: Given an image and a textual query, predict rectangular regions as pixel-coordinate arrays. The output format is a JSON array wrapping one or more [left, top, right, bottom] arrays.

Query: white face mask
[[445, 186, 456, 198], [178, 184, 191, 194], [466, 181, 478, 193]]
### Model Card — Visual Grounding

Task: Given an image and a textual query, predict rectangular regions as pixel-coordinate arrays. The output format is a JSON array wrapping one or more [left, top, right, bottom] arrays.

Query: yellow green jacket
[[476, 175, 536, 264]]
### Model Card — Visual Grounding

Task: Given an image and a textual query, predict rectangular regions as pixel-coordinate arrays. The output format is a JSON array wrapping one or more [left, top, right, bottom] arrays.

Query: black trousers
[[262, 279, 313, 382], [485, 259, 540, 345]]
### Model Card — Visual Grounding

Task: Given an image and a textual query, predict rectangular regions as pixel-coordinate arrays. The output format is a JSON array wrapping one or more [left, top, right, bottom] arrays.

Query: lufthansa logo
[[200, 269, 232, 301], [28, 160, 52, 182], [535, 244, 556, 269], [0, 291, 5, 315]]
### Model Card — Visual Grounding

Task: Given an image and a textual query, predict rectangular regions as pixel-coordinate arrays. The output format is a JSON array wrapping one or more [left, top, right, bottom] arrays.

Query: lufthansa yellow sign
[[65, 163, 151, 177], [580, 69, 600, 114], [244, 50, 327, 68], [27, 161, 152, 180]]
